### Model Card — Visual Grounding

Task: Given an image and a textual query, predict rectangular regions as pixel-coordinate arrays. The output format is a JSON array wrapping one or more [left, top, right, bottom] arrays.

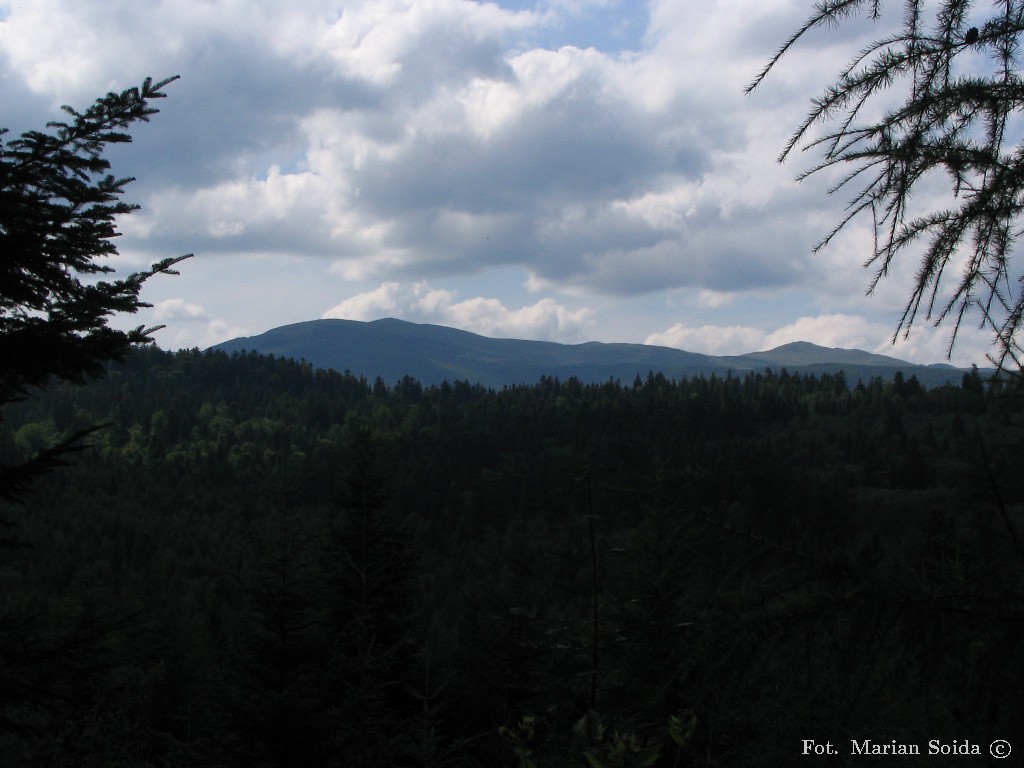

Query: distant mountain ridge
[[209, 318, 971, 389]]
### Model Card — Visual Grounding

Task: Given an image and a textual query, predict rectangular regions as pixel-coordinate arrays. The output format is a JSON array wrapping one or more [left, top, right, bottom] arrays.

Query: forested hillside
[[1, 347, 1021, 766], [209, 317, 969, 390]]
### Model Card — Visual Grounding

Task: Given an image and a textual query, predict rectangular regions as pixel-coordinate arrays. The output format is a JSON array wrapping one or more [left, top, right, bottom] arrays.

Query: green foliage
[[12, 421, 59, 457], [1, 349, 1021, 764], [0, 78, 194, 755], [666, 710, 697, 749], [499, 715, 539, 768], [498, 709, 695, 768], [0, 75, 188, 399], [749, 0, 1024, 369], [579, 720, 660, 768], [0, 76, 189, 505]]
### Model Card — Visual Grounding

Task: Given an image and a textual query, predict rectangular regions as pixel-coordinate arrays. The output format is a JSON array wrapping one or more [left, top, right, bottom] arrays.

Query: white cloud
[[104, 2, 724, 292], [153, 298, 209, 322], [887, 322, 995, 369], [321, 281, 429, 319], [763, 314, 889, 352], [697, 290, 735, 309], [645, 311, 990, 366], [166, 318, 253, 352], [323, 281, 593, 341], [0, 0, 1005, 365], [645, 323, 767, 356], [118, 308, 249, 352], [12, 1, 789, 296], [0, 0, 303, 99], [316, 0, 534, 87], [138, 165, 337, 252]]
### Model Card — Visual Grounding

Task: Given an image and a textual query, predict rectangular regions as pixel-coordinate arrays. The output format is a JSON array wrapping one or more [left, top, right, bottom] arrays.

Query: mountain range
[[209, 318, 969, 389]]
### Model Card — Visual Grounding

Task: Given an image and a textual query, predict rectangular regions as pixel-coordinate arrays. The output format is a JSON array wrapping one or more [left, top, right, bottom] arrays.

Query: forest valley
[[0, 347, 1022, 767]]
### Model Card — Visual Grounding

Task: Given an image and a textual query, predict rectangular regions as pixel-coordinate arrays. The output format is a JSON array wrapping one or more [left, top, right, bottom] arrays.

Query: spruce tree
[[0, 75, 190, 507], [0, 75, 190, 754]]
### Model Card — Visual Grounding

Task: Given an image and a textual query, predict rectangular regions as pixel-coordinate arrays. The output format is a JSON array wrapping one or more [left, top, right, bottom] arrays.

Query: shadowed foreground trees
[[0, 75, 190, 507], [1, 348, 1021, 765], [319, 429, 423, 768], [0, 78, 191, 760]]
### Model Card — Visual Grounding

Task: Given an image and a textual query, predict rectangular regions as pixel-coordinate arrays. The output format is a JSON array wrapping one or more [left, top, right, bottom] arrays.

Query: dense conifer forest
[[1, 347, 1022, 766]]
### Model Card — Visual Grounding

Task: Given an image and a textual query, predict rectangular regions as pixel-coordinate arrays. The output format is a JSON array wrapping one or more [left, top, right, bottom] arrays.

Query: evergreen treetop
[[0, 75, 189, 503]]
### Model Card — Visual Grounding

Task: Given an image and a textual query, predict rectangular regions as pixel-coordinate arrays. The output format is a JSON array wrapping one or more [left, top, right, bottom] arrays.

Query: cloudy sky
[[0, 0, 1000, 366]]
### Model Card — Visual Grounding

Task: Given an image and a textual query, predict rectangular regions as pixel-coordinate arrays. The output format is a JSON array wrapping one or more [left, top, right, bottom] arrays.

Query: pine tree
[[0, 75, 190, 508], [0, 75, 190, 755]]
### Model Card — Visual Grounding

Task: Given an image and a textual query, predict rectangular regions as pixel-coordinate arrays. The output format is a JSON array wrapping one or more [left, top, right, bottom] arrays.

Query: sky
[[0, 0, 1002, 366]]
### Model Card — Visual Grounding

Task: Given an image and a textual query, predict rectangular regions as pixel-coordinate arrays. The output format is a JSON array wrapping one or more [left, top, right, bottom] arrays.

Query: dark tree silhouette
[[748, 0, 1024, 371], [320, 429, 422, 767], [0, 75, 190, 508], [0, 76, 191, 758]]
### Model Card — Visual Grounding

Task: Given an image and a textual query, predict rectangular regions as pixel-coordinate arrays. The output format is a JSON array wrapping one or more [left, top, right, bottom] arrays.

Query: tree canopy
[[749, 0, 1024, 371], [1, 348, 1020, 765], [0, 75, 189, 503]]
